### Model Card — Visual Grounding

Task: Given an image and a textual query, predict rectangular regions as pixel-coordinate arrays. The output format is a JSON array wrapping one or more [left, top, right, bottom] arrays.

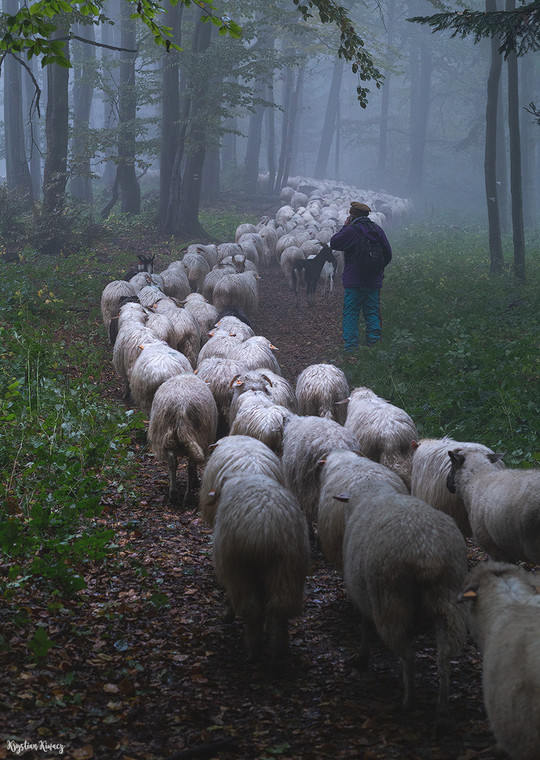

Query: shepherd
[[330, 202, 392, 351]]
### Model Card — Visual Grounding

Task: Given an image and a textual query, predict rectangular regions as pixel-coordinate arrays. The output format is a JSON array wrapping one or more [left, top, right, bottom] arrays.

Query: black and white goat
[[291, 244, 337, 306], [125, 253, 156, 281]]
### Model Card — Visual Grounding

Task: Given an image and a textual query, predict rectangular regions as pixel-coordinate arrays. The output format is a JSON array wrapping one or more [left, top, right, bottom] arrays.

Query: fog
[[1, 0, 538, 229]]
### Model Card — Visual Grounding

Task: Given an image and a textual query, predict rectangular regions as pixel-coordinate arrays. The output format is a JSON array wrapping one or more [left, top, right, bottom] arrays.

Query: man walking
[[330, 202, 392, 350]]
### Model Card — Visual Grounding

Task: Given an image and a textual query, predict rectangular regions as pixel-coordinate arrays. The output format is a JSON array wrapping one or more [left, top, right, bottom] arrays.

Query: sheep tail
[[185, 440, 206, 464]]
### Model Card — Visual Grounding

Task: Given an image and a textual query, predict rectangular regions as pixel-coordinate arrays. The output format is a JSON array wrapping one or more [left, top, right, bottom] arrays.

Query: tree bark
[[377, 0, 396, 187], [70, 22, 95, 203], [100, 4, 119, 188], [23, 56, 42, 199], [117, 0, 140, 214], [407, 42, 432, 194], [42, 21, 70, 216], [159, 2, 182, 225], [244, 79, 266, 194], [3, 0, 34, 206], [520, 53, 536, 228], [506, 0, 525, 280], [265, 80, 276, 193], [314, 59, 343, 180], [484, 0, 504, 275]]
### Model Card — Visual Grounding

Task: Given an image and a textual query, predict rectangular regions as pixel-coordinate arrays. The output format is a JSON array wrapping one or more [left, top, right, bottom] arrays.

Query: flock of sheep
[[100, 176, 540, 760]]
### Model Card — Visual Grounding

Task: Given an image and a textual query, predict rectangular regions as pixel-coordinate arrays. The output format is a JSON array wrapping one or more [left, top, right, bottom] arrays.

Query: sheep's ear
[[229, 374, 242, 388], [448, 450, 465, 468], [458, 589, 478, 603], [488, 452, 505, 464], [333, 493, 351, 502], [411, 440, 420, 451], [316, 457, 327, 467], [269, 343, 278, 351]]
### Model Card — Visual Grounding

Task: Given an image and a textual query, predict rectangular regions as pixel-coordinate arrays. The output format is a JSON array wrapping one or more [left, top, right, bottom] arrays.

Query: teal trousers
[[343, 287, 382, 349]]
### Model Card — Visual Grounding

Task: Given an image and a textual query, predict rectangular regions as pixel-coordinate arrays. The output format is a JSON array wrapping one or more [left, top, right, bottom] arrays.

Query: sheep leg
[[349, 617, 371, 670], [434, 617, 454, 735], [166, 451, 180, 505], [183, 458, 200, 508], [244, 607, 264, 663], [267, 613, 289, 662], [400, 648, 416, 711]]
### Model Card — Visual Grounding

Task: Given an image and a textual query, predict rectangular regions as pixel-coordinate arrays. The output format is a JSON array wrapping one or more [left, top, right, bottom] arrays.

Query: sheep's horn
[[334, 397, 350, 405], [333, 493, 351, 502], [260, 374, 273, 387]]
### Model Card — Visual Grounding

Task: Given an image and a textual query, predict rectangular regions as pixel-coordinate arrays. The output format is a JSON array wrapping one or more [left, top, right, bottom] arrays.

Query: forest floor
[[1, 200, 502, 760]]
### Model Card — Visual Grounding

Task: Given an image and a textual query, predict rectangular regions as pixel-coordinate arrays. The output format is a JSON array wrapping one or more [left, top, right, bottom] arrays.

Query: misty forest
[[1, 0, 539, 758]]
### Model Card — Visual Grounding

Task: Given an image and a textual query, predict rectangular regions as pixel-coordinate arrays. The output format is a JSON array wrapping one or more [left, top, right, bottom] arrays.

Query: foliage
[[409, 0, 540, 57], [0, 248, 145, 597], [342, 224, 540, 468]]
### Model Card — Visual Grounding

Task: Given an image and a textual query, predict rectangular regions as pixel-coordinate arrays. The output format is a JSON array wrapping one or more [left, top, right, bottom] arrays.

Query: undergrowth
[[340, 225, 540, 467]]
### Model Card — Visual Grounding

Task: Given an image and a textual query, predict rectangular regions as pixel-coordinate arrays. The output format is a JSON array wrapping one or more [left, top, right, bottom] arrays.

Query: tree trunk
[[274, 67, 293, 193], [377, 0, 396, 187], [520, 53, 536, 228], [265, 80, 276, 192], [244, 80, 266, 194], [42, 21, 70, 216], [496, 88, 509, 233], [159, 2, 182, 225], [3, 0, 34, 206], [100, 4, 119, 188], [407, 43, 432, 194], [70, 23, 95, 203], [506, 0, 525, 280], [201, 144, 220, 204], [174, 10, 212, 237], [23, 56, 42, 199], [314, 59, 343, 180], [287, 64, 304, 179], [117, 1, 140, 214], [484, 0, 504, 275]]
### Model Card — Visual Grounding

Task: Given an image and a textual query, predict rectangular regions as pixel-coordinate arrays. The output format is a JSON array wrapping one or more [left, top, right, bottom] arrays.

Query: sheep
[[447, 448, 540, 565], [181, 252, 210, 292], [458, 561, 540, 760], [181, 293, 219, 340], [279, 245, 305, 292], [410, 438, 505, 536], [235, 222, 258, 241], [195, 357, 249, 435], [128, 271, 154, 293], [230, 393, 292, 454], [151, 303, 201, 368], [137, 285, 167, 309], [211, 272, 259, 318], [228, 335, 281, 375], [216, 242, 243, 262], [319, 260, 335, 295], [160, 266, 191, 301], [291, 245, 336, 304], [201, 267, 236, 302], [112, 325, 167, 399], [317, 450, 408, 571], [211, 474, 310, 661], [200, 435, 284, 528], [342, 482, 468, 725], [129, 343, 193, 413], [101, 280, 137, 331], [274, 233, 297, 263], [215, 315, 254, 341], [124, 252, 155, 280], [187, 243, 218, 269], [295, 363, 349, 424], [148, 373, 218, 507], [107, 295, 144, 345], [236, 235, 260, 268], [344, 387, 419, 489], [196, 329, 241, 366], [229, 368, 297, 416], [281, 414, 361, 523]]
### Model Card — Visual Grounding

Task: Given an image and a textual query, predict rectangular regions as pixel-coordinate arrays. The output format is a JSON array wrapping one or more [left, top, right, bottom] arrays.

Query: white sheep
[[181, 252, 210, 292], [317, 450, 408, 570], [215, 315, 255, 341], [344, 386, 419, 489], [279, 246, 305, 291], [148, 373, 217, 506], [128, 271, 154, 293], [195, 357, 249, 434], [180, 294, 218, 345], [159, 266, 191, 301], [152, 302, 201, 369], [112, 324, 166, 399], [200, 435, 284, 527], [229, 369, 297, 417], [129, 343, 193, 413], [459, 561, 540, 760], [100, 280, 137, 331], [230, 393, 292, 454], [228, 335, 281, 375], [342, 482, 468, 724], [296, 363, 349, 424], [281, 414, 361, 523], [196, 330, 241, 366], [201, 267, 236, 302], [411, 438, 505, 536], [211, 272, 259, 317], [235, 223, 258, 241], [447, 448, 540, 565], [211, 474, 310, 661]]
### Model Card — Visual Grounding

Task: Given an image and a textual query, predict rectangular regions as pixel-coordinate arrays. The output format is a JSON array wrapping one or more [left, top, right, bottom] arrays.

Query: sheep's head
[[446, 449, 465, 493]]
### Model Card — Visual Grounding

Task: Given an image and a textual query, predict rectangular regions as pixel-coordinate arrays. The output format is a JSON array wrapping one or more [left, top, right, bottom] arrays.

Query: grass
[[341, 224, 540, 467]]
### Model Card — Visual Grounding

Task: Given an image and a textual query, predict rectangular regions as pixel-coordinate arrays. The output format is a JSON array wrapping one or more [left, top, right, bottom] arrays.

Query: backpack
[[352, 220, 386, 274]]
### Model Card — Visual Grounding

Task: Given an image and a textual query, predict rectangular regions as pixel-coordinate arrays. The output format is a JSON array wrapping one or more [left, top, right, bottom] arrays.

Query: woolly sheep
[[101, 280, 137, 331], [112, 325, 166, 399], [137, 285, 167, 309], [159, 266, 191, 301], [281, 414, 361, 522], [195, 357, 249, 434], [274, 233, 297, 263], [229, 368, 297, 416], [459, 561, 540, 760], [411, 437, 505, 536], [230, 393, 292, 454], [107, 296, 145, 345], [128, 271, 154, 293], [130, 343, 193, 413], [211, 474, 310, 661], [447, 448, 540, 564], [196, 330, 241, 366], [295, 363, 349, 424], [200, 435, 284, 527], [235, 223, 258, 241], [182, 252, 210, 292], [342, 482, 468, 724], [186, 243, 218, 269], [215, 315, 255, 341], [317, 450, 408, 570], [148, 373, 217, 506], [211, 272, 259, 317], [344, 387, 419, 489], [181, 293, 219, 340], [201, 267, 236, 302], [280, 246, 305, 291], [228, 335, 281, 375], [216, 242, 243, 262], [151, 304, 201, 368]]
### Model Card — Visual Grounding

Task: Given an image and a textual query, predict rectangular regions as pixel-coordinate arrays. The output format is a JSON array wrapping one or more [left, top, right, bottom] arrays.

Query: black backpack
[[353, 220, 386, 274]]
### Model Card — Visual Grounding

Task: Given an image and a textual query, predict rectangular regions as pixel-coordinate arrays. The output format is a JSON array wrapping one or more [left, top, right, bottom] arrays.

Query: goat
[[125, 253, 155, 281], [291, 244, 337, 305]]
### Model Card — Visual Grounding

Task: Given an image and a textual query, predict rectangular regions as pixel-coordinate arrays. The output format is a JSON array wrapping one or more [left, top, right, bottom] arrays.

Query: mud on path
[[2, 233, 499, 760]]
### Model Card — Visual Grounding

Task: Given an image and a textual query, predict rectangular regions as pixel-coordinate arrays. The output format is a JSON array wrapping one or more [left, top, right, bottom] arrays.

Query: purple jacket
[[330, 218, 392, 289]]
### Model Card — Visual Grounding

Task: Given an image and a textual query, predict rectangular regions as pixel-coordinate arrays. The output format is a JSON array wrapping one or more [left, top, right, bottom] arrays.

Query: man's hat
[[349, 202, 371, 217]]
